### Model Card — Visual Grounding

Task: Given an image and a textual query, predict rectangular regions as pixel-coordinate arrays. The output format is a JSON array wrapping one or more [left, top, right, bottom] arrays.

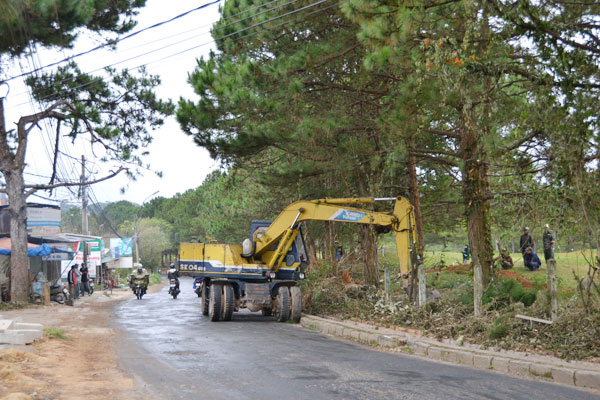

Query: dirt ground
[[0, 284, 163, 400]]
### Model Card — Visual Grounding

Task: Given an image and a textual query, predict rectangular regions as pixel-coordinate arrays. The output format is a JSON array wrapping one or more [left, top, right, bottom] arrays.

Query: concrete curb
[[300, 314, 600, 392]]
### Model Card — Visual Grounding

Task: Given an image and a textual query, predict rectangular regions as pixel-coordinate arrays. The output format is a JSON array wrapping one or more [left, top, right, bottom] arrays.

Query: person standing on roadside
[[80, 262, 91, 297], [519, 227, 534, 256], [74, 264, 82, 299], [67, 264, 79, 299], [542, 224, 556, 263]]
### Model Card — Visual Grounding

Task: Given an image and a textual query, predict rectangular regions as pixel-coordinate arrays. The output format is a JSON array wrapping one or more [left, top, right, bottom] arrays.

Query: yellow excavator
[[179, 197, 416, 323]]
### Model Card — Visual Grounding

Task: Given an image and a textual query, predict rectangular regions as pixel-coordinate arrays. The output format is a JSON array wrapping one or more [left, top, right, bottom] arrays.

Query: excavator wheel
[[290, 286, 302, 323], [275, 286, 290, 323], [201, 282, 210, 316], [222, 284, 234, 321], [209, 284, 222, 322]]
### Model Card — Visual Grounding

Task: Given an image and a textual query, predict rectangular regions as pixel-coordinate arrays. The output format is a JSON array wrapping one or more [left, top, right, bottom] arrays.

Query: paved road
[[114, 277, 598, 400]]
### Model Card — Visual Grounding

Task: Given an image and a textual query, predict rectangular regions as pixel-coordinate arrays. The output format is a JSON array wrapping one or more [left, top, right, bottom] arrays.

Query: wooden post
[[474, 263, 483, 317], [384, 268, 391, 304], [418, 261, 426, 306], [547, 258, 558, 322]]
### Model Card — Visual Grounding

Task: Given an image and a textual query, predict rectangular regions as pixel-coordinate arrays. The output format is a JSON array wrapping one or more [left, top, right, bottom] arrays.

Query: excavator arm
[[253, 197, 416, 276]]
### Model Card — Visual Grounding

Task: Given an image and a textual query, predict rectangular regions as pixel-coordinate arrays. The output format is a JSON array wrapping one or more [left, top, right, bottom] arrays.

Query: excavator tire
[[209, 284, 222, 322], [201, 282, 210, 316], [275, 286, 290, 323], [222, 284, 234, 321], [290, 286, 302, 323]]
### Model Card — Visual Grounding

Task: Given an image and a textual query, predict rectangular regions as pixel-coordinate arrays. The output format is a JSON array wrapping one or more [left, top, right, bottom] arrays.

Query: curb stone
[[300, 314, 600, 393]]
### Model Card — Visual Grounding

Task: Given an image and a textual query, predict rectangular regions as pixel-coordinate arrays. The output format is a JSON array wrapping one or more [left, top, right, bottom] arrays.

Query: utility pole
[[81, 155, 88, 265], [134, 213, 139, 265]]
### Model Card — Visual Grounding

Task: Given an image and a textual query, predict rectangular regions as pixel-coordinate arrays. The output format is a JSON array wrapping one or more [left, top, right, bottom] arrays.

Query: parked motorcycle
[[168, 279, 180, 299], [49, 278, 70, 304], [88, 279, 95, 295]]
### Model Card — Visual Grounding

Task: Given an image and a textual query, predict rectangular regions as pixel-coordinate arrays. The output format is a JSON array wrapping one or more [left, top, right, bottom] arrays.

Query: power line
[[7, 0, 305, 102], [2, 0, 222, 83], [7, 0, 337, 108]]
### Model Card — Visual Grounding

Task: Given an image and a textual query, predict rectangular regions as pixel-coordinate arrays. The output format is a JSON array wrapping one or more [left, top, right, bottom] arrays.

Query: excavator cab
[[250, 220, 309, 280]]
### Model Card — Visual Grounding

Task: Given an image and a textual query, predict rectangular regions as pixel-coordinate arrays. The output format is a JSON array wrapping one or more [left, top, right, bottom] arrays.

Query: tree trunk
[[5, 170, 30, 302], [324, 221, 336, 269], [303, 226, 318, 271], [408, 136, 425, 302], [408, 137, 425, 257], [359, 224, 379, 286], [0, 98, 31, 302], [461, 134, 494, 286]]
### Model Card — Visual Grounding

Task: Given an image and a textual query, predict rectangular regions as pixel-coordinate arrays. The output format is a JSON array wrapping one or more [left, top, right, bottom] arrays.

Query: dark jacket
[[67, 268, 77, 285], [80, 266, 89, 282], [520, 233, 534, 253], [543, 231, 555, 250], [524, 250, 542, 268], [167, 270, 179, 280]]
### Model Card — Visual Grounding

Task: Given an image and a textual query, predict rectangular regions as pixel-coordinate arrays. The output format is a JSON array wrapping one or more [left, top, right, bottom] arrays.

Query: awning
[[32, 233, 101, 243], [0, 241, 73, 257]]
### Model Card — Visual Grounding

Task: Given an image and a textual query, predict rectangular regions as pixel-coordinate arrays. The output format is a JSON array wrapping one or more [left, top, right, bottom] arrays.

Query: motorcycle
[[49, 278, 70, 304], [134, 284, 144, 300], [168, 279, 180, 299], [88, 279, 95, 295]]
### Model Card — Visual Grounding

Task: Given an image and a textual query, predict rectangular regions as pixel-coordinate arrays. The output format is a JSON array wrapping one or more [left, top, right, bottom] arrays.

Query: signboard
[[73, 241, 100, 278], [26, 205, 61, 235], [42, 243, 70, 261], [110, 238, 133, 258]]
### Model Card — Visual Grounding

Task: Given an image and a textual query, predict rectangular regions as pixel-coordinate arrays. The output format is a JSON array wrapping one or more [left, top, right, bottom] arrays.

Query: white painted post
[[547, 258, 558, 322], [418, 261, 427, 306], [473, 263, 483, 317], [384, 268, 391, 304]]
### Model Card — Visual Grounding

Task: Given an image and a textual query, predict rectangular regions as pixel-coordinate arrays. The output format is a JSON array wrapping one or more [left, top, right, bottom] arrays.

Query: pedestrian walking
[[80, 263, 91, 297], [67, 264, 79, 299], [519, 227, 534, 262], [542, 224, 556, 263]]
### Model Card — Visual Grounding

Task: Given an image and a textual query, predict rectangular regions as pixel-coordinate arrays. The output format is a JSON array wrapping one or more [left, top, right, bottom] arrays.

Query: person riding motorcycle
[[129, 264, 150, 295], [167, 263, 180, 291]]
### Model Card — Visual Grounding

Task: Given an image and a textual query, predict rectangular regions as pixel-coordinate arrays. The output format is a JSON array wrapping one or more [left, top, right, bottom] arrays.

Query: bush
[[149, 273, 162, 285], [488, 317, 509, 339]]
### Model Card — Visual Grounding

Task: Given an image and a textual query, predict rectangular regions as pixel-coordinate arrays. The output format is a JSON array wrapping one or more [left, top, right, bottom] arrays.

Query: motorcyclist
[[167, 263, 180, 291], [129, 264, 150, 295]]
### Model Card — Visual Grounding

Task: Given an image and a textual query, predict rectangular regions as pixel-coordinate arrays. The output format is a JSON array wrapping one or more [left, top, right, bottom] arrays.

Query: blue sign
[[110, 237, 133, 257], [329, 209, 366, 222]]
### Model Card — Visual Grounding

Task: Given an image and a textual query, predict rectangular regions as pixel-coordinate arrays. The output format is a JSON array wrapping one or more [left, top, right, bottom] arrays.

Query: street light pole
[[134, 190, 159, 266]]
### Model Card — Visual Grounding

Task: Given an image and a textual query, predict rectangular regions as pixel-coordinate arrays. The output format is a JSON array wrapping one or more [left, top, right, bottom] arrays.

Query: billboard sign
[[110, 238, 133, 258]]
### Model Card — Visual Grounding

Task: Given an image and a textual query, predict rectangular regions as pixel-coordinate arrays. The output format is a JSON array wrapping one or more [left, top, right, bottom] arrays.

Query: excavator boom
[[254, 197, 416, 275]]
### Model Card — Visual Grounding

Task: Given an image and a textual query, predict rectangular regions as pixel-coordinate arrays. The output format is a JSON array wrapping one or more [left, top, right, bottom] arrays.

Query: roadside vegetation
[[45, 0, 600, 362]]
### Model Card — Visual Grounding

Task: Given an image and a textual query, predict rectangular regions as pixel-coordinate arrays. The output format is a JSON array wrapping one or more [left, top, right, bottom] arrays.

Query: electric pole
[[81, 155, 88, 265]]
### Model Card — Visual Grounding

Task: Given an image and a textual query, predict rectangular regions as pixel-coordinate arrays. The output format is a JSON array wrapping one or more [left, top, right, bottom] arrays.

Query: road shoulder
[[300, 314, 600, 394]]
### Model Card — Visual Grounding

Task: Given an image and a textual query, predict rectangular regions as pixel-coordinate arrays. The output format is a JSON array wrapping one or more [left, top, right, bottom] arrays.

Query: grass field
[[426, 250, 597, 289], [379, 246, 597, 290]]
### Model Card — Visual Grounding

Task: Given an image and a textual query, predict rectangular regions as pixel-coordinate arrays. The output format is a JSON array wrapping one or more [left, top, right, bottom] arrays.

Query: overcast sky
[[2, 0, 224, 205]]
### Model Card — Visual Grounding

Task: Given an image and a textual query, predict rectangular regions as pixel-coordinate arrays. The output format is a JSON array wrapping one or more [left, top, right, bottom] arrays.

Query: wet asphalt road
[[114, 277, 598, 400]]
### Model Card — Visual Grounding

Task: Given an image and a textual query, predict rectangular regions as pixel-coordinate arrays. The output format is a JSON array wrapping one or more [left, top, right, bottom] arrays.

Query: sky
[[2, 0, 224, 205]]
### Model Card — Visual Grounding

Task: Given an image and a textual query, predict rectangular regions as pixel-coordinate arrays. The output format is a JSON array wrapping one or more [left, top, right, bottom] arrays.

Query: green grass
[[381, 247, 596, 290], [149, 273, 163, 285], [43, 327, 67, 340]]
